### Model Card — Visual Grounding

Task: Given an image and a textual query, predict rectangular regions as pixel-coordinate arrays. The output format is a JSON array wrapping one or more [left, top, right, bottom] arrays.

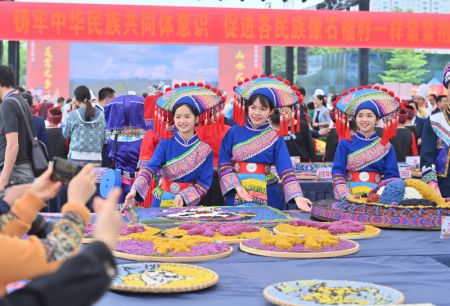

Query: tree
[[380, 49, 429, 84], [1, 42, 27, 87], [19, 42, 27, 87], [308, 47, 344, 55], [267, 46, 290, 80], [1, 41, 6, 65]]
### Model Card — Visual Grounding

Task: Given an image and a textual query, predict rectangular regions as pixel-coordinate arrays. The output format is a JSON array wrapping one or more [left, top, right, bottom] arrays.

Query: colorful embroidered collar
[[430, 111, 450, 147], [245, 117, 271, 131], [355, 131, 378, 141], [174, 130, 199, 147]]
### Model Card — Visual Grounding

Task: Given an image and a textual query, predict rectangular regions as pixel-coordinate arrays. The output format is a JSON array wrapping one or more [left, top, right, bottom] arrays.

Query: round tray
[[82, 235, 163, 244], [110, 262, 218, 293], [263, 279, 404, 306], [273, 224, 381, 240], [113, 245, 233, 262], [82, 225, 161, 244], [164, 226, 272, 244], [239, 239, 359, 259], [130, 206, 292, 226], [164, 234, 261, 245], [311, 199, 449, 230]]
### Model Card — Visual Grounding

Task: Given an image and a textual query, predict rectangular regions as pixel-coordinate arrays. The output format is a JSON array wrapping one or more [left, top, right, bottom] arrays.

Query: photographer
[[0, 189, 121, 306], [0, 165, 97, 296]]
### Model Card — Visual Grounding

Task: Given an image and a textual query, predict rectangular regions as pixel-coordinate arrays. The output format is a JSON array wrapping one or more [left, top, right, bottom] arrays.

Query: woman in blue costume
[[218, 75, 312, 212], [421, 63, 450, 198], [103, 94, 146, 203], [123, 83, 224, 208], [331, 85, 401, 199]]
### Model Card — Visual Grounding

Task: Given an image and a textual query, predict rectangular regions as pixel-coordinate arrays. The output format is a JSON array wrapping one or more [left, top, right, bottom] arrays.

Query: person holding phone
[[0, 188, 121, 306], [0, 165, 97, 295], [124, 83, 225, 208]]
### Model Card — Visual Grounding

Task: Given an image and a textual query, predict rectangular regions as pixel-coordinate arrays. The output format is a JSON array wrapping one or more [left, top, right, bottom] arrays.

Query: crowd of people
[[0, 62, 449, 304], [0, 65, 122, 305], [0, 165, 122, 305], [1, 63, 450, 206]]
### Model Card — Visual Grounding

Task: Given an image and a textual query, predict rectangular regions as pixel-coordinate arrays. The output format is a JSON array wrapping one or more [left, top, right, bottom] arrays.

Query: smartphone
[[51, 157, 83, 185]]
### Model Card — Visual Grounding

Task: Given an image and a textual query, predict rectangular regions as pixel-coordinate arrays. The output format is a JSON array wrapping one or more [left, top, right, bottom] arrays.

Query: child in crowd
[[0, 165, 97, 295], [0, 188, 121, 306]]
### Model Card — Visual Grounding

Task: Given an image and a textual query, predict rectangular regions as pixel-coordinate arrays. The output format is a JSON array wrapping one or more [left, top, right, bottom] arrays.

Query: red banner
[[219, 45, 262, 103], [1, 2, 449, 49], [27, 40, 70, 98]]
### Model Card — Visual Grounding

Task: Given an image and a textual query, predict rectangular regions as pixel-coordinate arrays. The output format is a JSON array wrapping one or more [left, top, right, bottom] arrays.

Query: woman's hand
[[294, 196, 312, 212], [93, 188, 122, 251], [30, 166, 62, 202], [428, 181, 442, 197], [173, 194, 184, 208], [30, 166, 61, 202], [122, 188, 137, 212], [235, 185, 253, 202], [67, 164, 97, 205]]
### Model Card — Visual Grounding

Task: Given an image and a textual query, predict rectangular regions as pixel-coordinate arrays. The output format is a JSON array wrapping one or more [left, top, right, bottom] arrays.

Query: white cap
[[314, 88, 325, 97], [416, 84, 428, 99]]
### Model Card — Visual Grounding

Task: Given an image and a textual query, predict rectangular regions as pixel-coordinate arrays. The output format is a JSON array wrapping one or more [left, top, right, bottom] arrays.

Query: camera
[[50, 157, 83, 186]]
